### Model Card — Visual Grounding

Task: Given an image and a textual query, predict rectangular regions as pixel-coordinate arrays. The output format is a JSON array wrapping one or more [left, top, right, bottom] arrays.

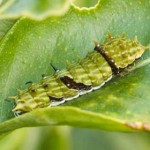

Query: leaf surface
[[0, 0, 150, 136], [0, 0, 71, 19]]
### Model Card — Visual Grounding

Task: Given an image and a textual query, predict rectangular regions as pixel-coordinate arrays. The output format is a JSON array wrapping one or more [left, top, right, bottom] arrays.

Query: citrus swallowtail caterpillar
[[10, 33, 148, 116]]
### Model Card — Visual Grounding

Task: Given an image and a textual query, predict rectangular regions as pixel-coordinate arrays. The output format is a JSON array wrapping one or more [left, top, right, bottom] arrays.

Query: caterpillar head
[[10, 83, 50, 116], [10, 90, 35, 116]]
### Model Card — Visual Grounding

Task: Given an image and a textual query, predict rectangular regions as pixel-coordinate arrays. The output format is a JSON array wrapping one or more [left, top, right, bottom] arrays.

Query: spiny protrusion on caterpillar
[[122, 33, 126, 38], [9, 96, 17, 100], [50, 63, 59, 72], [17, 89, 24, 95], [66, 60, 74, 68], [10, 34, 148, 116], [134, 36, 138, 43], [105, 32, 112, 40], [25, 81, 33, 85]]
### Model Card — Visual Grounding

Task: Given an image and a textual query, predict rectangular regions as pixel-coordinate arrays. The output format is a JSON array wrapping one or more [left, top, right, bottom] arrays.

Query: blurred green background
[[1, 126, 150, 150]]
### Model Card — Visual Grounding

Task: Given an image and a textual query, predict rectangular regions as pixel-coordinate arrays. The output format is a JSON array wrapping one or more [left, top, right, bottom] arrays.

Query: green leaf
[[0, 0, 150, 136], [0, 19, 16, 40], [73, 0, 98, 8], [0, 0, 71, 20]]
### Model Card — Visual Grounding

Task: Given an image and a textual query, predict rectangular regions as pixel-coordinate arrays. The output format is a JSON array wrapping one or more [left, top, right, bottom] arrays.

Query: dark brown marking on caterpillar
[[94, 44, 120, 75], [60, 76, 92, 91], [49, 96, 64, 102]]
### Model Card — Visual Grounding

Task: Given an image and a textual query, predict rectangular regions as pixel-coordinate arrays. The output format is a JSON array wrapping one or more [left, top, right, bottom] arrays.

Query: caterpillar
[[10, 33, 148, 116]]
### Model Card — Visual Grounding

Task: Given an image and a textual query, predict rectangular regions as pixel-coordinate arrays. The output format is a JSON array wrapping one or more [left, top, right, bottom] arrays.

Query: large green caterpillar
[[10, 33, 148, 116]]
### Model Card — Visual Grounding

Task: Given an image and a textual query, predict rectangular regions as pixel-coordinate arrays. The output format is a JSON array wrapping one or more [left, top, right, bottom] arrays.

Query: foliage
[[0, 0, 150, 140]]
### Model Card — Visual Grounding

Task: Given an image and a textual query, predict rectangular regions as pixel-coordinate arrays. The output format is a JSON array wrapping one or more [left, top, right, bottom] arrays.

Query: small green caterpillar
[[10, 33, 148, 116]]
